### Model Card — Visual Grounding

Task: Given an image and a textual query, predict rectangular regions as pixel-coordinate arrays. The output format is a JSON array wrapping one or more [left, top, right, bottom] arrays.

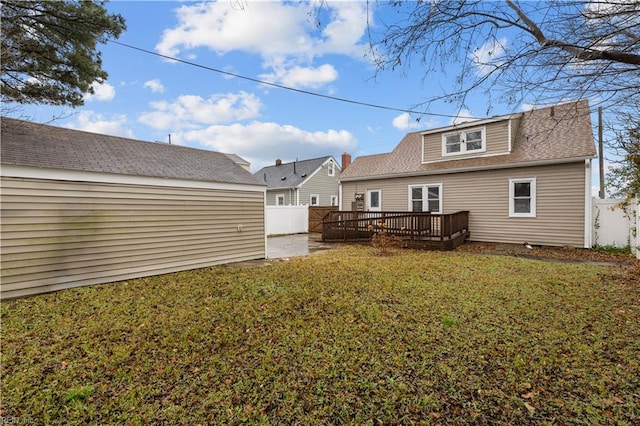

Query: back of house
[[339, 100, 597, 247]]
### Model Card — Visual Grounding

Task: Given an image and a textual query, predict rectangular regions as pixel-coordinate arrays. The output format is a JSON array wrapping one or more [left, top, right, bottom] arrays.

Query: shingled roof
[[1, 117, 264, 186], [254, 156, 336, 189], [341, 100, 596, 181]]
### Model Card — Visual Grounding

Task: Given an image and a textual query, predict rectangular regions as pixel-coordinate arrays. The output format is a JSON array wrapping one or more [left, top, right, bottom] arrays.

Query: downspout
[[584, 159, 593, 248]]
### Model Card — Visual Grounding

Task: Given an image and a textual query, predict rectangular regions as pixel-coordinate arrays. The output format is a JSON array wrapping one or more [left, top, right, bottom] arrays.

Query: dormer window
[[442, 127, 486, 156]]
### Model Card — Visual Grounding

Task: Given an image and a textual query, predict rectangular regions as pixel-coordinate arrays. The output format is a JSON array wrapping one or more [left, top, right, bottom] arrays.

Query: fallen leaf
[[524, 402, 535, 415], [522, 391, 537, 399]]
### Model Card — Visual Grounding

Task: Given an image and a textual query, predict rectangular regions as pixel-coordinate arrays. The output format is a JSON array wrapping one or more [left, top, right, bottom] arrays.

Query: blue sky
[[7, 0, 605, 186]]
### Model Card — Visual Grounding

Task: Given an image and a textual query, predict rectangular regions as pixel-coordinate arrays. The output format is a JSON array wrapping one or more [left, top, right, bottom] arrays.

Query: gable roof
[[1, 117, 264, 186], [341, 100, 596, 181], [254, 156, 337, 189]]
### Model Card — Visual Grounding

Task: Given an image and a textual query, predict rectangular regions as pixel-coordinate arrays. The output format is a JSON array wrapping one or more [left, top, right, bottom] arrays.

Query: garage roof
[[1, 117, 264, 186]]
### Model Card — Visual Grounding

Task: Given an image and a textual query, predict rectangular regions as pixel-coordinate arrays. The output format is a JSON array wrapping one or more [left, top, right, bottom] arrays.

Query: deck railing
[[322, 210, 469, 244]]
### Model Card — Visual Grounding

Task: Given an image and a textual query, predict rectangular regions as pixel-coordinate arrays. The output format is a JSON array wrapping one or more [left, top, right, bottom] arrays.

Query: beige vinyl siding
[[1, 177, 265, 299], [341, 162, 586, 247], [422, 120, 511, 162], [299, 166, 340, 206]]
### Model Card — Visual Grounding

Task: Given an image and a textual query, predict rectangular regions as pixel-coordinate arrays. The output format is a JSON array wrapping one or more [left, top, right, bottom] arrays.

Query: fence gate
[[309, 206, 338, 233]]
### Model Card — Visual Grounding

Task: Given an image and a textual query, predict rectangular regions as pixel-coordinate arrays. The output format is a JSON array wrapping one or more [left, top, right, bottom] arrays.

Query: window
[[310, 194, 320, 206], [367, 189, 381, 211], [509, 178, 536, 217], [330, 195, 338, 206], [276, 194, 285, 206], [408, 184, 442, 213], [327, 162, 335, 177], [442, 127, 486, 156]]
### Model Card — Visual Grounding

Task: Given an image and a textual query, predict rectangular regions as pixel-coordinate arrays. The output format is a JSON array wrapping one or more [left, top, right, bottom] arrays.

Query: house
[[0, 117, 266, 299], [255, 156, 342, 207], [339, 100, 597, 247]]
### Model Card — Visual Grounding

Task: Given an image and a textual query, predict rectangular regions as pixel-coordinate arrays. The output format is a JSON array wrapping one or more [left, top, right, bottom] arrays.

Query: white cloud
[[471, 37, 507, 76], [65, 111, 134, 138], [259, 63, 338, 89], [451, 108, 475, 125], [392, 113, 420, 131], [138, 91, 263, 130], [84, 82, 115, 102], [143, 79, 165, 93], [175, 121, 357, 171], [157, 2, 313, 58], [156, 1, 369, 88]]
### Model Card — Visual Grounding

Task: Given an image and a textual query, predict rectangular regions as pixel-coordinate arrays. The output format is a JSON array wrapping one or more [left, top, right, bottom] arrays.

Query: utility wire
[[109, 39, 482, 120]]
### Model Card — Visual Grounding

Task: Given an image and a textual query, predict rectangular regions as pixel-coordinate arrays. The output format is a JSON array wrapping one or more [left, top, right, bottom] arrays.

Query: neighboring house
[[255, 156, 341, 207], [339, 100, 597, 247], [0, 117, 266, 299]]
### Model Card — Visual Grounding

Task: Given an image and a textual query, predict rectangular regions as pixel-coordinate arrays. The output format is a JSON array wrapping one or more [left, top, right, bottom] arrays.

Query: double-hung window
[[442, 127, 486, 156], [310, 194, 320, 206], [327, 162, 335, 177], [509, 178, 536, 217], [276, 194, 285, 206], [408, 184, 442, 213]]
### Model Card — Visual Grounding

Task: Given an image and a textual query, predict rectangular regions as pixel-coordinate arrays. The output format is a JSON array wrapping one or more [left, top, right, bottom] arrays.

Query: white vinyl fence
[[265, 205, 308, 235], [592, 197, 638, 257]]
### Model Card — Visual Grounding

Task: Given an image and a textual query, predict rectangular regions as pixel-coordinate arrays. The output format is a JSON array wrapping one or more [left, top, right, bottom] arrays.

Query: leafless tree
[[370, 0, 640, 114]]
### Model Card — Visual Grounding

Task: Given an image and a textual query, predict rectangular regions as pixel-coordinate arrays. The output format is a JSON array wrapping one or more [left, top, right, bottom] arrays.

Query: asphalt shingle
[[341, 100, 596, 180], [1, 117, 264, 186], [254, 156, 335, 188]]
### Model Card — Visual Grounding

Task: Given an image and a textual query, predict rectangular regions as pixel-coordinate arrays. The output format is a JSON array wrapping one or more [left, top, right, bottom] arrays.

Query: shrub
[[368, 220, 402, 255]]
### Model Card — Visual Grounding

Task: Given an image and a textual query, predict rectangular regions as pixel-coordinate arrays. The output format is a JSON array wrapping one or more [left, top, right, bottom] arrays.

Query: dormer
[[422, 115, 520, 164]]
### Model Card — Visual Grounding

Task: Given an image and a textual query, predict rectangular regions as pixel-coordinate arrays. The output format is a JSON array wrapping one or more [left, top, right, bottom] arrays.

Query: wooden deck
[[322, 210, 470, 251]]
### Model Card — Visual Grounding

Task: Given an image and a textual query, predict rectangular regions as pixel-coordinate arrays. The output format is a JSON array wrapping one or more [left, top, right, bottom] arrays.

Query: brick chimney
[[341, 152, 351, 171], [275, 158, 282, 166]]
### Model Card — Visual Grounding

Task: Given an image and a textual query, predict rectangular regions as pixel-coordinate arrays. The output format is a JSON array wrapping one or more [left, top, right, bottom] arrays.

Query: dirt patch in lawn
[[456, 241, 639, 267]]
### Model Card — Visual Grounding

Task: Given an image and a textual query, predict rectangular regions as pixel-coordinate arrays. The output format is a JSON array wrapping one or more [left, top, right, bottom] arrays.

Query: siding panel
[[422, 120, 511, 162], [342, 162, 587, 246], [299, 164, 340, 206], [0, 177, 265, 299]]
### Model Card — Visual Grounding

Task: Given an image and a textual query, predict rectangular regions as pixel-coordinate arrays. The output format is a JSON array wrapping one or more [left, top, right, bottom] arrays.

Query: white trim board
[[1, 164, 267, 193]]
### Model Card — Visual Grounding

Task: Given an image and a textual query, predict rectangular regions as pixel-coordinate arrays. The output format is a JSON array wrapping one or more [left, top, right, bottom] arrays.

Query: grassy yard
[[1, 245, 639, 425]]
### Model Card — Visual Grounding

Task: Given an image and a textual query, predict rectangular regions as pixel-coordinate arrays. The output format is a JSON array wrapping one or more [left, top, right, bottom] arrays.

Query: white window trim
[[330, 195, 338, 206], [310, 194, 320, 206], [509, 177, 537, 218], [367, 189, 381, 211], [441, 126, 487, 157], [276, 194, 285, 206], [327, 162, 335, 177], [407, 183, 443, 213]]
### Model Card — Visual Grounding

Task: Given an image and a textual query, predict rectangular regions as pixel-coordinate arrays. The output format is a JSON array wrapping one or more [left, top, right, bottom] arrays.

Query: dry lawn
[[1, 245, 639, 425]]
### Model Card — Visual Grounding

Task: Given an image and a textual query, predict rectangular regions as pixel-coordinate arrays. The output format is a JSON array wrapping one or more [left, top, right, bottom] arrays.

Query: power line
[[108, 39, 481, 120]]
